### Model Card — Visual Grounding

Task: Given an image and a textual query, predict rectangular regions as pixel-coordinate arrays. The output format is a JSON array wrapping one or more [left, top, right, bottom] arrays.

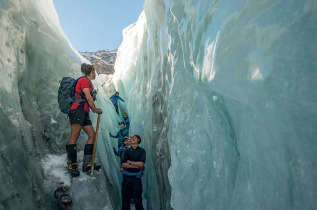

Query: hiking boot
[[68, 162, 80, 177], [82, 162, 102, 173], [82, 144, 101, 173], [66, 144, 80, 177]]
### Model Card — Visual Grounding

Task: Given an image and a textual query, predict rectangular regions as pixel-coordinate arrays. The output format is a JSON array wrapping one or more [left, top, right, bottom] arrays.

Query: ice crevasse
[[112, 0, 317, 209], [0, 0, 317, 210]]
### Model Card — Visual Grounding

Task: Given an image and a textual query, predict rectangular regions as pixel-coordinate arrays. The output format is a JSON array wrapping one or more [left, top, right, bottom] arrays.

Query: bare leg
[[68, 123, 82, 145], [83, 125, 95, 144]]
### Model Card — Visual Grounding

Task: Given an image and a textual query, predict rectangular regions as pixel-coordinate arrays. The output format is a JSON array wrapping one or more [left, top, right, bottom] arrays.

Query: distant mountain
[[80, 49, 117, 74]]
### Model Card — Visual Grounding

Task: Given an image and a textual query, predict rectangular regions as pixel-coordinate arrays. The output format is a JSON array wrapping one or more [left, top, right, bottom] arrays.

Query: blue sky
[[53, 0, 144, 52]]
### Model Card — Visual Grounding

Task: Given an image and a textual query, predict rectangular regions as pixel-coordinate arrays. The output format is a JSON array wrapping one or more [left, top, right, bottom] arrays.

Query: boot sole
[[68, 170, 80, 178], [82, 166, 101, 173]]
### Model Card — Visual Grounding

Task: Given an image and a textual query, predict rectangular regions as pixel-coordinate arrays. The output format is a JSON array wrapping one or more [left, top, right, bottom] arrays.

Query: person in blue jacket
[[109, 92, 124, 115], [109, 123, 129, 149], [113, 136, 131, 172], [113, 137, 130, 159], [119, 113, 130, 132]]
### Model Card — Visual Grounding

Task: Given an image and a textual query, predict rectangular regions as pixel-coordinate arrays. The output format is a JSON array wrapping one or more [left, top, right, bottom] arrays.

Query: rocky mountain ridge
[[80, 49, 117, 74]]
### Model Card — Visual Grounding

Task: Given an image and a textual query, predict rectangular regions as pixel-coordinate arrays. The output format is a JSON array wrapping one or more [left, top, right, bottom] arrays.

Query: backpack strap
[[73, 76, 90, 102], [72, 76, 96, 106]]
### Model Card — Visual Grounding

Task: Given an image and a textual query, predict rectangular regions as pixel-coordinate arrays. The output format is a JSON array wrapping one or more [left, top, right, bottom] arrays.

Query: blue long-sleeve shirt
[[121, 117, 130, 130], [110, 128, 129, 148], [116, 145, 129, 158], [116, 145, 124, 157], [109, 95, 124, 105]]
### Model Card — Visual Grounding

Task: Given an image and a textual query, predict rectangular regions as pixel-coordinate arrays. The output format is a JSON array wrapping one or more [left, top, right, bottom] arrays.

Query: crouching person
[[121, 135, 146, 210]]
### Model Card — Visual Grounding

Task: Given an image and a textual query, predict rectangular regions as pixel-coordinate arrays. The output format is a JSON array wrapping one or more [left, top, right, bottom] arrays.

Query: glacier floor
[[41, 152, 147, 210], [41, 152, 113, 210]]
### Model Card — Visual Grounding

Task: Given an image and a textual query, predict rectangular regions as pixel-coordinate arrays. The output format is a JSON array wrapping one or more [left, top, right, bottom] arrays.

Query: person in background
[[119, 113, 130, 132], [121, 135, 146, 210], [127, 136, 132, 146], [113, 136, 131, 172], [109, 123, 129, 149], [113, 136, 129, 159], [109, 92, 124, 115]]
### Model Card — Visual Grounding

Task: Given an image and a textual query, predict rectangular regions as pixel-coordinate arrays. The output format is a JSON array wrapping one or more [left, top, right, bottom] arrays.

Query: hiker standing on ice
[[121, 135, 146, 210], [109, 91, 124, 115], [66, 63, 102, 177], [109, 123, 129, 149]]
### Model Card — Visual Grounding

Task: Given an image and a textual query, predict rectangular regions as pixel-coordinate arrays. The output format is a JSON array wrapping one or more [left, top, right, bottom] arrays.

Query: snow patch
[[51, 116, 57, 124], [42, 154, 71, 186], [248, 67, 263, 81], [202, 32, 219, 82], [41, 152, 99, 187]]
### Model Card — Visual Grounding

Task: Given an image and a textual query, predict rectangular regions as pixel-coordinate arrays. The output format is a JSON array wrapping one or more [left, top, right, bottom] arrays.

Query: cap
[[133, 134, 141, 143]]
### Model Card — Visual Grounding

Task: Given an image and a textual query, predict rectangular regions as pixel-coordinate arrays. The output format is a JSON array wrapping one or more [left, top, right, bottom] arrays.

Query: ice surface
[[0, 0, 116, 209], [41, 153, 113, 210], [0, 0, 84, 208], [42, 154, 71, 186], [1, 0, 317, 209], [111, 0, 317, 209]]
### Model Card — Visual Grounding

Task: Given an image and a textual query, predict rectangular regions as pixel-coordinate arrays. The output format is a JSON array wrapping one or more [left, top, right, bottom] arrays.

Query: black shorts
[[68, 109, 92, 126]]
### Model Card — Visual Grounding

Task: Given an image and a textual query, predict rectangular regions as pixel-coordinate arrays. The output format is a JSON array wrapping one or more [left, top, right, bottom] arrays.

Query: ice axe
[[91, 113, 101, 175]]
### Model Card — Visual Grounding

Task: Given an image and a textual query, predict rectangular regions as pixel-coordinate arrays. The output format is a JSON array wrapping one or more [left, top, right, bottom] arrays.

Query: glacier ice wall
[[0, 0, 84, 208], [0, 0, 116, 209], [0, 0, 137, 209], [112, 0, 317, 209], [1, 0, 316, 209]]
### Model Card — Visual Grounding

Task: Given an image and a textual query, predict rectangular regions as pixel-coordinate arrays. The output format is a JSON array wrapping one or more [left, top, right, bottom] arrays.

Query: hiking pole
[[91, 113, 101, 175]]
